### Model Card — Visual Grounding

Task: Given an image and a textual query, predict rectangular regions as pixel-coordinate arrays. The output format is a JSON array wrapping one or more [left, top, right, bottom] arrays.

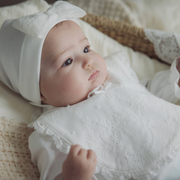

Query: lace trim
[[144, 28, 180, 64], [33, 120, 71, 154], [32, 120, 180, 180]]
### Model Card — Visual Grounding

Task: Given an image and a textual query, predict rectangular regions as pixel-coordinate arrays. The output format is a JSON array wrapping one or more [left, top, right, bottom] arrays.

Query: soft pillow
[[123, 0, 180, 33], [0, 0, 172, 125]]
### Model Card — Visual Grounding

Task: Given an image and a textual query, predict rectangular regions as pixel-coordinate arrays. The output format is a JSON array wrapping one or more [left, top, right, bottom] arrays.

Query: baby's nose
[[82, 56, 93, 69]]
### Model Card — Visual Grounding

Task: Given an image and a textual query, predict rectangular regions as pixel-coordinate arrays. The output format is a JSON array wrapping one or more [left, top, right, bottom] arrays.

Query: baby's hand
[[62, 144, 97, 180]]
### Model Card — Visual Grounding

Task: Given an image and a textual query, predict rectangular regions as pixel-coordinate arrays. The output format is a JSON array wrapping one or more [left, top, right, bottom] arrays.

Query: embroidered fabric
[[31, 83, 180, 180], [29, 52, 180, 180], [144, 29, 180, 64], [12, 1, 86, 38], [32, 120, 71, 154]]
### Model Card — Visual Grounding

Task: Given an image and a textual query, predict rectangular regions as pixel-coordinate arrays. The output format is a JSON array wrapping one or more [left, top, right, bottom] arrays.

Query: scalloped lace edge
[[32, 120, 180, 180]]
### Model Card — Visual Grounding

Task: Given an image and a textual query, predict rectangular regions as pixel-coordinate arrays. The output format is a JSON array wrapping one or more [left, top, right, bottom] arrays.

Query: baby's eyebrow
[[80, 37, 88, 43], [61, 37, 88, 55]]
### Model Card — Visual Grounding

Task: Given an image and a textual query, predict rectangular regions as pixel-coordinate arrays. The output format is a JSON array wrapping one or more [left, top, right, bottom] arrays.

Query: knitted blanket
[[0, 117, 39, 180]]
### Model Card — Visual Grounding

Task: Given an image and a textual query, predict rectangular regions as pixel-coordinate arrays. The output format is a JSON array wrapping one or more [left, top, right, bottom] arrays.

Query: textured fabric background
[[65, 0, 180, 33], [1, 0, 180, 33], [122, 0, 180, 33], [65, 0, 141, 26], [0, 117, 39, 180]]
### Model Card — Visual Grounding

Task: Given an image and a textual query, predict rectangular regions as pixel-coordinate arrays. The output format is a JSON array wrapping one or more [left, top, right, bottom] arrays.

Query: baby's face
[[40, 20, 107, 107]]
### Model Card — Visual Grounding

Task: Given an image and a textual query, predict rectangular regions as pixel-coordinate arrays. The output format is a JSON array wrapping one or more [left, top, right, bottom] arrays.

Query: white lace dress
[[28, 51, 180, 180]]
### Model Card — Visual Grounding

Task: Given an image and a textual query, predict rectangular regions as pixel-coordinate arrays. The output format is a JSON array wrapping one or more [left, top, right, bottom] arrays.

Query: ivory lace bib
[[30, 52, 180, 180]]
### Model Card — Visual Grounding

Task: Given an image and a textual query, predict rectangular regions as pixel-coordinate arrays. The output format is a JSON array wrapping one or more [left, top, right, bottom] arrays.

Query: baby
[[1, 1, 180, 180]]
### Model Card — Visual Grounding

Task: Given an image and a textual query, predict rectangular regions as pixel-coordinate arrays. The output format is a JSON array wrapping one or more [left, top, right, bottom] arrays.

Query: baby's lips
[[88, 70, 99, 81]]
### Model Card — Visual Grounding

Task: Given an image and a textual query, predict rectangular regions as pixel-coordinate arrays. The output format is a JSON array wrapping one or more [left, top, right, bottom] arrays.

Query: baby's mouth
[[88, 70, 99, 81]]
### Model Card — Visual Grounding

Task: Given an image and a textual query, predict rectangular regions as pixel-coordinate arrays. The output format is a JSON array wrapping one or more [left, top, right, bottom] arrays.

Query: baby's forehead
[[50, 20, 81, 33], [44, 20, 84, 46], [42, 20, 86, 58]]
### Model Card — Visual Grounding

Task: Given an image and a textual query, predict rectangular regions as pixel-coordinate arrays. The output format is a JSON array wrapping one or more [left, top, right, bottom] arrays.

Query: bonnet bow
[[12, 1, 86, 38]]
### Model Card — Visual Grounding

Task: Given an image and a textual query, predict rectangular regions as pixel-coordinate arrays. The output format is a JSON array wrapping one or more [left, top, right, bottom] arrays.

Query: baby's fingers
[[87, 149, 97, 161], [69, 144, 81, 156], [78, 148, 88, 157]]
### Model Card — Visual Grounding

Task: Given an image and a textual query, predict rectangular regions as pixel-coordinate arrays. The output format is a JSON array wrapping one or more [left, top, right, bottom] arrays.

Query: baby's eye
[[62, 58, 73, 67], [83, 46, 90, 53]]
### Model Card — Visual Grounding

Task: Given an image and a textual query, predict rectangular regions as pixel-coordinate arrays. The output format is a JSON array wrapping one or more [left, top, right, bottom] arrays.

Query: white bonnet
[[0, 1, 86, 106]]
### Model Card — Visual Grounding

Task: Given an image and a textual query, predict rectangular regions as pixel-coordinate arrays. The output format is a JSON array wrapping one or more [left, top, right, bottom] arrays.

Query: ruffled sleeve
[[144, 57, 180, 104]]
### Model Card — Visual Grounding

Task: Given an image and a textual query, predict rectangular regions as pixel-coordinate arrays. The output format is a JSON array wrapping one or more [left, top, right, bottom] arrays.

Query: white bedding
[[0, 0, 171, 125], [124, 0, 180, 33]]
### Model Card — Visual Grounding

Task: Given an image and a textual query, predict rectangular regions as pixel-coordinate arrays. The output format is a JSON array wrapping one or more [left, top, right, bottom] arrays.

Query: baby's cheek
[[40, 79, 50, 97]]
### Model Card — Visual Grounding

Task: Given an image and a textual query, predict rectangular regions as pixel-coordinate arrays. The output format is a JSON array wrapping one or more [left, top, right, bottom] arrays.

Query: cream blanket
[[124, 0, 180, 33]]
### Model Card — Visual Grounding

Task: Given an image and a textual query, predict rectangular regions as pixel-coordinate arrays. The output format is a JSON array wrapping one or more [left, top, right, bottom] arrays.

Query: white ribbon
[[87, 82, 112, 98], [12, 1, 86, 38]]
